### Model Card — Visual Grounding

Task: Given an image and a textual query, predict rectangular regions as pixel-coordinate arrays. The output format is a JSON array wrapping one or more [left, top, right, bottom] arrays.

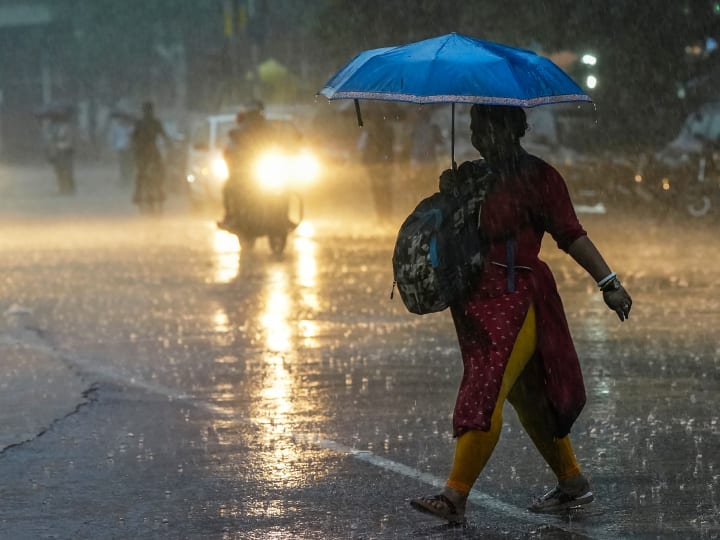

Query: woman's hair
[[470, 104, 528, 139]]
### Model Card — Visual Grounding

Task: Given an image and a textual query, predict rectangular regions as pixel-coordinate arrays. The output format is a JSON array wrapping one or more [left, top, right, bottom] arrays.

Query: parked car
[[185, 113, 238, 207]]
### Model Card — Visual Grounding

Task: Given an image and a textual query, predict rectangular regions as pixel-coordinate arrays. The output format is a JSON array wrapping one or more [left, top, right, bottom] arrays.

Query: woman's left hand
[[603, 282, 632, 321]]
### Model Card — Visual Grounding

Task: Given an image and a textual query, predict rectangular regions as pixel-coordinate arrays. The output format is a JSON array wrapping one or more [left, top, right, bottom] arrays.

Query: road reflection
[[205, 222, 329, 489], [295, 234, 320, 348], [261, 267, 292, 353], [212, 308, 230, 334], [251, 249, 302, 487], [211, 227, 240, 284]]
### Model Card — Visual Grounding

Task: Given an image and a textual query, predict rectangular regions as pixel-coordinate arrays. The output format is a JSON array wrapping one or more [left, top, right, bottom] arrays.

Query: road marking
[[16, 339, 613, 538], [297, 434, 564, 526]]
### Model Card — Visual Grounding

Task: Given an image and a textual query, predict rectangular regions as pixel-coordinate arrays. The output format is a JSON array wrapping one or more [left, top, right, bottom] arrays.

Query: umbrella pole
[[354, 99, 364, 127], [451, 103, 457, 172]]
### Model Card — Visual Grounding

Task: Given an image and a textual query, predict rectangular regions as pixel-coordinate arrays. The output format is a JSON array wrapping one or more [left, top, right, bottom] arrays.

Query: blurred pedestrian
[[409, 104, 633, 523], [45, 114, 76, 195], [358, 108, 395, 224], [131, 102, 168, 213], [109, 112, 135, 186]]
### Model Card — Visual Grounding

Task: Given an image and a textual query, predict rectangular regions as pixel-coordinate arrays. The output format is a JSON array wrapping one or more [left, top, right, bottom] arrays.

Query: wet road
[[0, 171, 719, 539]]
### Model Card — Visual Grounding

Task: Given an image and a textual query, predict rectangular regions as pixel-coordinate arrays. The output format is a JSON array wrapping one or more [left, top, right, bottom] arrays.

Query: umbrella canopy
[[318, 33, 592, 167], [319, 32, 591, 107]]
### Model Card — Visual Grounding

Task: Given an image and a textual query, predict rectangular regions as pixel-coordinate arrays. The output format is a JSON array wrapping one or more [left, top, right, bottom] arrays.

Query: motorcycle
[[633, 144, 720, 220], [543, 149, 636, 216], [630, 102, 720, 220], [218, 144, 320, 254]]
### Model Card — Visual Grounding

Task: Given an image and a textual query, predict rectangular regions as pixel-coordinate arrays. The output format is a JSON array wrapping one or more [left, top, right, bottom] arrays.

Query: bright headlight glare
[[293, 152, 320, 183], [211, 158, 229, 181], [255, 152, 289, 190]]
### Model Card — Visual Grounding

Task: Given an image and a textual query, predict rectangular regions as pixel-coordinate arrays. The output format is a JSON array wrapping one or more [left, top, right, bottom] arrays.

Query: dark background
[[1, 0, 720, 157]]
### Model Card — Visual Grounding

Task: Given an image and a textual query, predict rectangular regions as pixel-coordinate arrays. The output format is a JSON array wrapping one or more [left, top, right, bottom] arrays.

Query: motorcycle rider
[[218, 101, 276, 229], [132, 101, 169, 211]]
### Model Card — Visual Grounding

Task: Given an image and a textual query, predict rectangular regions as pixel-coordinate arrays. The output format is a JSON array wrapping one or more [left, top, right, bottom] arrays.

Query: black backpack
[[391, 161, 494, 315]]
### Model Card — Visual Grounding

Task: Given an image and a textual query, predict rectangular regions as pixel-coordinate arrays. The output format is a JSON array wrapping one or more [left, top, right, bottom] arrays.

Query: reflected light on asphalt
[[261, 267, 291, 353], [212, 308, 230, 334], [295, 236, 317, 289], [261, 354, 292, 411], [294, 229, 320, 345], [296, 220, 314, 238], [299, 319, 319, 348], [253, 264, 299, 488], [211, 228, 239, 283], [208, 382, 238, 418]]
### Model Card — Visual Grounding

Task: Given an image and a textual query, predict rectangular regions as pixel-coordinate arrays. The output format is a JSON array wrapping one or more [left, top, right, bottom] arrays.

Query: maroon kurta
[[450, 153, 587, 438]]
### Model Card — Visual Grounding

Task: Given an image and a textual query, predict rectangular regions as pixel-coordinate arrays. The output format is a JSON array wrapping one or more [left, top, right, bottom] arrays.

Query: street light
[[581, 52, 598, 90]]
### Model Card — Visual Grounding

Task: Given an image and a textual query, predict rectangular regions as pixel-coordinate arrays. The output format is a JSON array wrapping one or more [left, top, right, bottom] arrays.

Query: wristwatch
[[601, 277, 622, 292]]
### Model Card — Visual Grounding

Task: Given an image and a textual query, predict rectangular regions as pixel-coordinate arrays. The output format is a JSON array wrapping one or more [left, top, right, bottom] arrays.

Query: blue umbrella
[[318, 32, 591, 166]]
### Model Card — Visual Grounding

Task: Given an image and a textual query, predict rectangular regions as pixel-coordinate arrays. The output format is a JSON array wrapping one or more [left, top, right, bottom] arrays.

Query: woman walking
[[410, 104, 632, 523]]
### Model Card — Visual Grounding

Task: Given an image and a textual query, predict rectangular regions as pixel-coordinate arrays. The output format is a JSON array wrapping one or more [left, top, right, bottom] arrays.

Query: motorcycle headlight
[[292, 151, 320, 184], [255, 151, 290, 190]]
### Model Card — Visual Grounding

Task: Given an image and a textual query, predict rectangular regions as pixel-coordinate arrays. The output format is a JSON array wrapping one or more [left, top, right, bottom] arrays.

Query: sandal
[[410, 493, 466, 524], [528, 485, 594, 513]]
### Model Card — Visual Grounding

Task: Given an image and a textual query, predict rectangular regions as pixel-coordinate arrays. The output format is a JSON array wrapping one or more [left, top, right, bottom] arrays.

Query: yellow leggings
[[446, 304, 582, 495]]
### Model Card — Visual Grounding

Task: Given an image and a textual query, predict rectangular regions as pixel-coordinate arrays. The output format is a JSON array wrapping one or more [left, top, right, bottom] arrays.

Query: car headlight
[[211, 157, 229, 181]]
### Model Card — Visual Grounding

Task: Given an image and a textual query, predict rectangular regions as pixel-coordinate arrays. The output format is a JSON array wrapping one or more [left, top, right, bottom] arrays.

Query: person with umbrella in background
[[408, 104, 632, 523], [319, 33, 633, 524]]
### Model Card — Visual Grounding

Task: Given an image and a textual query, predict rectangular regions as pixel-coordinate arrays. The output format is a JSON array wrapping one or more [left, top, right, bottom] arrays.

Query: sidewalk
[[0, 160, 190, 219]]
